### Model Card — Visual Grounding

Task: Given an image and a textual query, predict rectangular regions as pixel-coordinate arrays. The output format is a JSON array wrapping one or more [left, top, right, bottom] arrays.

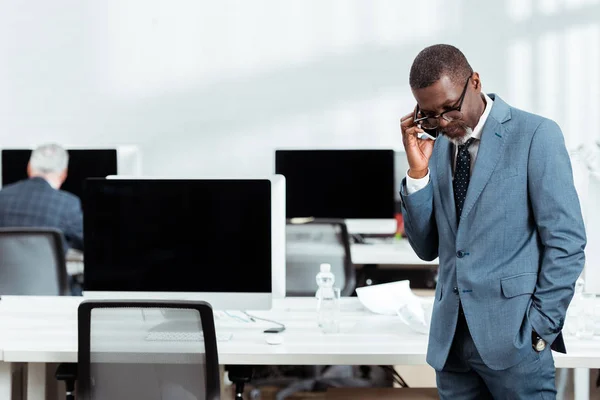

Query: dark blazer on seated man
[[0, 143, 83, 252]]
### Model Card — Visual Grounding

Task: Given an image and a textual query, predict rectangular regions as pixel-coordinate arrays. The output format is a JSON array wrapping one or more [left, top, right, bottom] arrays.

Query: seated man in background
[[0, 143, 83, 252]]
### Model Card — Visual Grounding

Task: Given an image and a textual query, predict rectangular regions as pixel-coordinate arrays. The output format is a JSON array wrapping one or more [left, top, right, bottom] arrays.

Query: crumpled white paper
[[356, 280, 433, 334]]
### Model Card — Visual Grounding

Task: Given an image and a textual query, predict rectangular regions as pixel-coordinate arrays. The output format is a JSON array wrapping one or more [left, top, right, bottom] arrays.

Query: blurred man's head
[[409, 44, 485, 145], [27, 143, 69, 189]]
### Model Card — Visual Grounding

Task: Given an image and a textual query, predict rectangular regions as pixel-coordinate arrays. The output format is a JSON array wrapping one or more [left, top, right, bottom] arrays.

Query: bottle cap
[[320, 263, 331, 273]]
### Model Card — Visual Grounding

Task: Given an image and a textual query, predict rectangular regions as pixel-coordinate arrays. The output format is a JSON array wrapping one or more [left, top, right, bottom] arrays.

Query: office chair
[[285, 219, 356, 296], [0, 227, 69, 295], [58, 300, 221, 400]]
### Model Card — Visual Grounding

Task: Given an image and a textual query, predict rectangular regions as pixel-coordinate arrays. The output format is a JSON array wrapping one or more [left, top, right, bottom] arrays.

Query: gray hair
[[29, 143, 69, 174]]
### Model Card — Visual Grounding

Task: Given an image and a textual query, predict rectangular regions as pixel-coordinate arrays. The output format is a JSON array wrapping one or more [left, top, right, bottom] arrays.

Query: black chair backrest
[[77, 300, 220, 400]]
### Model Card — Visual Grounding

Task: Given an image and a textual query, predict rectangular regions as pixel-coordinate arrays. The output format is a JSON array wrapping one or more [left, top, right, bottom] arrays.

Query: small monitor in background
[[275, 149, 396, 234], [1, 149, 118, 199], [64, 150, 117, 198], [82, 178, 281, 310], [0, 149, 31, 186]]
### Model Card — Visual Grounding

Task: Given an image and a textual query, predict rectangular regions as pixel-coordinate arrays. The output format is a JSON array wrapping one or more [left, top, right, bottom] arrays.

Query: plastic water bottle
[[316, 263, 340, 333]]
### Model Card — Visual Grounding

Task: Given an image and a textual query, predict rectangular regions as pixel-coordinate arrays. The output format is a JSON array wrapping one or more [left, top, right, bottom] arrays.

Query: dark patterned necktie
[[453, 138, 475, 222]]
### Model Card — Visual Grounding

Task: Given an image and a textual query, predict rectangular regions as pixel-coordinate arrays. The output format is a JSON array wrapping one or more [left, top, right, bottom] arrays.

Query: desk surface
[[351, 241, 438, 266], [0, 296, 597, 368], [65, 249, 83, 262], [0, 296, 427, 365], [65, 249, 84, 276]]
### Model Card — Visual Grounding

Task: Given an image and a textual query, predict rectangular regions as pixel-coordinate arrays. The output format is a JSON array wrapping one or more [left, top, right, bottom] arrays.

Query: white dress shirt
[[405, 92, 494, 195]]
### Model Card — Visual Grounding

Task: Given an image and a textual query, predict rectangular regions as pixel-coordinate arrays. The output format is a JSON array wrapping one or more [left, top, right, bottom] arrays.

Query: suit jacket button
[[453, 287, 459, 294], [456, 251, 465, 258]]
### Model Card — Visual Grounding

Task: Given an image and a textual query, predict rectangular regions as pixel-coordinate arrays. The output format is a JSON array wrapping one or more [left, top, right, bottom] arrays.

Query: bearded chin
[[447, 126, 474, 146]]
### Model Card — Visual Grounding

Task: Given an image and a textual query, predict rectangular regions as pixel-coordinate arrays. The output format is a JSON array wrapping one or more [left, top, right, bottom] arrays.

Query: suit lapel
[[459, 106, 508, 225], [436, 137, 457, 237]]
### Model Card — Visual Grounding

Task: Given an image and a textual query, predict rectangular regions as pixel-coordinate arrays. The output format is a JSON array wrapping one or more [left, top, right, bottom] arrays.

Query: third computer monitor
[[275, 149, 396, 234]]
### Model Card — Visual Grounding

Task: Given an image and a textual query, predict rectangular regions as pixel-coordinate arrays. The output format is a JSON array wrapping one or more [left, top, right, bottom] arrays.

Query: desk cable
[[242, 311, 286, 330], [351, 233, 367, 244]]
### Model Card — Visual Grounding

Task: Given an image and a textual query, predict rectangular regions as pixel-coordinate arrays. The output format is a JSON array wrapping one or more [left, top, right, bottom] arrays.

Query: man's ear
[[471, 72, 482, 92], [26, 162, 32, 177], [58, 169, 68, 186]]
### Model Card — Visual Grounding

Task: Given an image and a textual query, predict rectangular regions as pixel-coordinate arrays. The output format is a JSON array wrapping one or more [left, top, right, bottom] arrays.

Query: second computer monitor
[[1, 149, 117, 200], [275, 149, 396, 234], [82, 178, 281, 310]]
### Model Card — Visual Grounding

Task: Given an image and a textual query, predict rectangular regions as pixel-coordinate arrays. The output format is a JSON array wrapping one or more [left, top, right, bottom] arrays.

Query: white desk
[[65, 249, 83, 276], [0, 296, 596, 400], [351, 240, 438, 266]]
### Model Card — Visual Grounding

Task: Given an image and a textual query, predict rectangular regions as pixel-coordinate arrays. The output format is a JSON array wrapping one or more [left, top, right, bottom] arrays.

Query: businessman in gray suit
[[399, 44, 586, 398]]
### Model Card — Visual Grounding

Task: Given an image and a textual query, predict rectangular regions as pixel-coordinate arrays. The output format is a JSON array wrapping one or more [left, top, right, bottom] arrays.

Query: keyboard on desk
[[145, 331, 233, 342]]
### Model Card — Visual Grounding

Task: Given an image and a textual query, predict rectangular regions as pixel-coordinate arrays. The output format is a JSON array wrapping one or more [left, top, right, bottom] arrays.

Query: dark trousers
[[436, 308, 556, 399]]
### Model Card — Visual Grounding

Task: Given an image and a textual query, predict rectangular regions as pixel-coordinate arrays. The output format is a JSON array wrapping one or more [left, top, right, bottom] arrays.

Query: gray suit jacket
[[400, 94, 586, 371]]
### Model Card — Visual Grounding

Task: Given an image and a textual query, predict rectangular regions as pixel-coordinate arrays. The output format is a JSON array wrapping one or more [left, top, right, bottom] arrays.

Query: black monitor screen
[[83, 179, 272, 293], [275, 149, 395, 219], [1, 149, 118, 199]]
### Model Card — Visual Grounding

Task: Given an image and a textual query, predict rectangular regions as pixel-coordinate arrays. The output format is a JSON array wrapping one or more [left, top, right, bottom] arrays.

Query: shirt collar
[[470, 92, 493, 141]]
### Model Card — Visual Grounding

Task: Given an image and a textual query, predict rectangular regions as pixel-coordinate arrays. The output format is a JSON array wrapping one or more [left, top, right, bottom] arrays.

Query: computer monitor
[[104, 174, 286, 300], [275, 149, 396, 234], [0, 148, 118, 199], [82, 177, 285, 310]]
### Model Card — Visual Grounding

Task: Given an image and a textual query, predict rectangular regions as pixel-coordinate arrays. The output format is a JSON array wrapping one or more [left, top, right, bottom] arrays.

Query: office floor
[[222, 369, 600, 399], [222, 386, 439, 399]]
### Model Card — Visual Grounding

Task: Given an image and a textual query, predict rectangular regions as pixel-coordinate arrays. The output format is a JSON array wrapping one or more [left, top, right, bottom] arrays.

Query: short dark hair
[[409, 44, 473, 89]]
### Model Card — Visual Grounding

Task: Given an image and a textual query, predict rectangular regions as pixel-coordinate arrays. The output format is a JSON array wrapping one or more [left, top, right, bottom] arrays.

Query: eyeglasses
[[414, 76, 471, 130]]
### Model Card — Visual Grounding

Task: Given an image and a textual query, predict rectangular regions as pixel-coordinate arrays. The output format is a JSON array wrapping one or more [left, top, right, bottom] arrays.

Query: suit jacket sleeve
[[399, 178, 438, 261], [63, 197, 84, 251], [527, 119, 587, 346]]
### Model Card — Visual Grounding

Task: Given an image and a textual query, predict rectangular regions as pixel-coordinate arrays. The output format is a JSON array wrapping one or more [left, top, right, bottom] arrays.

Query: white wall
[[0, 0, 598, 178], [3, 0, 600, 288]]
